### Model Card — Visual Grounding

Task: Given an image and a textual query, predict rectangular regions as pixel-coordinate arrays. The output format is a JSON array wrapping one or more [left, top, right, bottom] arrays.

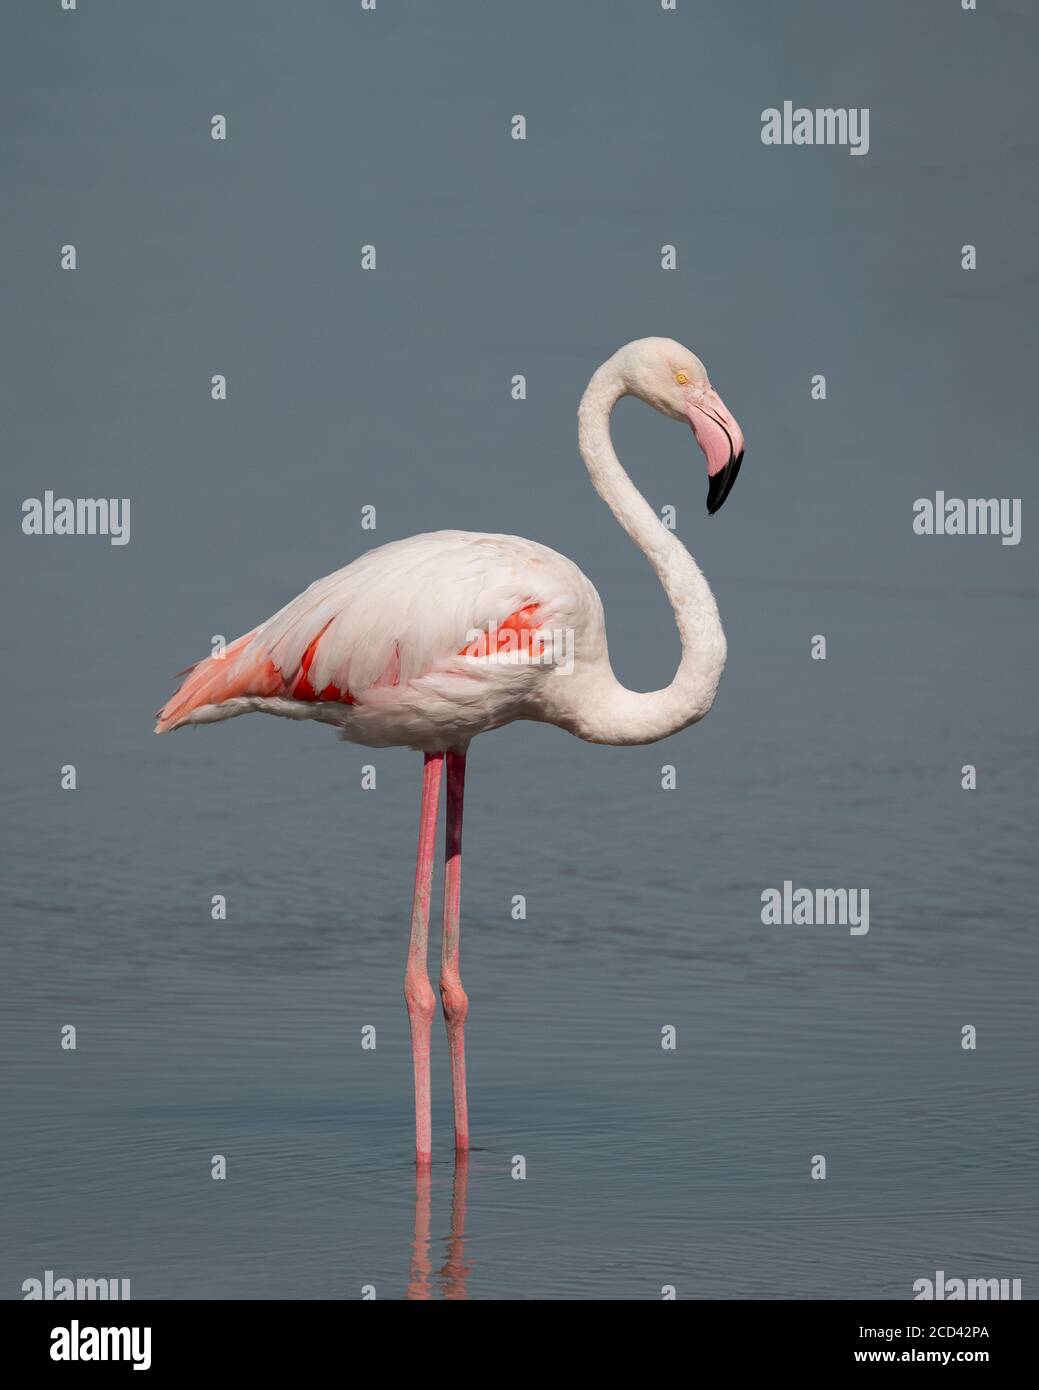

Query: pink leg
[[405, 751, 443, 1168], [440, 748, 470, 1154]]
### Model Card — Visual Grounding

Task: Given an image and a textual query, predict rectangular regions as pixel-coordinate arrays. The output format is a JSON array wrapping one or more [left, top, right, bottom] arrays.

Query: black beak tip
[[706, 449, 744, 515]]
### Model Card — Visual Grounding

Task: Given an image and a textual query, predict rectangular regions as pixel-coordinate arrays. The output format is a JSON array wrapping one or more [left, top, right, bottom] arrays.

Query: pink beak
[[685, 388, 746, 514]]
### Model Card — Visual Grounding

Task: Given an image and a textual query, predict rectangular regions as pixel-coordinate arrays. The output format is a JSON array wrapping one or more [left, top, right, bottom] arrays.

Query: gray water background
[[1, 1, 1037, 1298]]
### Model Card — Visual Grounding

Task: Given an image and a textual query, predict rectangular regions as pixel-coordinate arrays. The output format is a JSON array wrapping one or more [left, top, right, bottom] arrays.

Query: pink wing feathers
[[155, 531, 584, 733]]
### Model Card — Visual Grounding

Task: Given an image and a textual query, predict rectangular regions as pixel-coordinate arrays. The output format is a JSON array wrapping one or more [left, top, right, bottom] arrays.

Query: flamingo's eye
[[674, 370, 690, 385]]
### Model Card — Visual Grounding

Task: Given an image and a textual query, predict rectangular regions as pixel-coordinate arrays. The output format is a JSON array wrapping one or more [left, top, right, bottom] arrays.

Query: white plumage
[[160, 530, 602, 749]]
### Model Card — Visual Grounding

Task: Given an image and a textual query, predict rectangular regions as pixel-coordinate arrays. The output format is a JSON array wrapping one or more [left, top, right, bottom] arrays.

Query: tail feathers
[[155, 629, 279, 731]]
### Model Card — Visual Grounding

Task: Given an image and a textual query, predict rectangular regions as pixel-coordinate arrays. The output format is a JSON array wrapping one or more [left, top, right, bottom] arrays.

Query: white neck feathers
[[570, 361, 727, 745]]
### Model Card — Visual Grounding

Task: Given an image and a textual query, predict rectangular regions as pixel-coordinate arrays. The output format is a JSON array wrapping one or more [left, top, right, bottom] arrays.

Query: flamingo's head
[[618, 337, 746, 515]]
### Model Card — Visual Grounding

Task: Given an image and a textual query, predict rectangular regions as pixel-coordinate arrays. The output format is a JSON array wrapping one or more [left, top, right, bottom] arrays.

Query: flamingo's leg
[[440, 748, 470, 1153], [405, 751, 443, 1168]]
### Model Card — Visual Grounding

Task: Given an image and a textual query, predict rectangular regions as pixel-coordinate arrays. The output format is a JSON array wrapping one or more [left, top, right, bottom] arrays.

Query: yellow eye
[[674, 370, 689, 385]]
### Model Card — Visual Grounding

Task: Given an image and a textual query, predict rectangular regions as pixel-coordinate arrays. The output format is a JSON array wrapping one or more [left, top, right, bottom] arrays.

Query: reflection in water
[[440, 1153, 470, 1300], [407, 1155, 471, 1300]]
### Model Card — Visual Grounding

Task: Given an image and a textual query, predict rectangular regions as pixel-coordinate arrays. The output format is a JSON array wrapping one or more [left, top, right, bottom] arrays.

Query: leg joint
[[439, 976, 469, 1023], [405, 974, 436, 1024]]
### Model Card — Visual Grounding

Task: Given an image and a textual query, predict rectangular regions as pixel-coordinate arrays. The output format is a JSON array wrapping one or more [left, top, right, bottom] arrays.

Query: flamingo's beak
[[685, 389, 745, 515]]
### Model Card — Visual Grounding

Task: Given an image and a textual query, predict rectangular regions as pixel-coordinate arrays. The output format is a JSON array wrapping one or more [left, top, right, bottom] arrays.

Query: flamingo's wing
[[156, 531, 586, 732]]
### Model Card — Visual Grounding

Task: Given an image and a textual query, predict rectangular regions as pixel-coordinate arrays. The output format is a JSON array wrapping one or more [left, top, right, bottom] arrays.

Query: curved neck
[[572, 361, 727, 745]]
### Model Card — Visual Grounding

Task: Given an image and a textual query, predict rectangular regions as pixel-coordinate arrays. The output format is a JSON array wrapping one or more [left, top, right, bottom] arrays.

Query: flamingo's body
[[156, 337, 746, 1165], [156, 530, 604, 750]]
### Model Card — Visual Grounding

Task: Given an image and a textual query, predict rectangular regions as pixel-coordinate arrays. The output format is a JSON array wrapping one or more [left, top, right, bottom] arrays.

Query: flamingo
[[156, 336, 745, 1167]]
